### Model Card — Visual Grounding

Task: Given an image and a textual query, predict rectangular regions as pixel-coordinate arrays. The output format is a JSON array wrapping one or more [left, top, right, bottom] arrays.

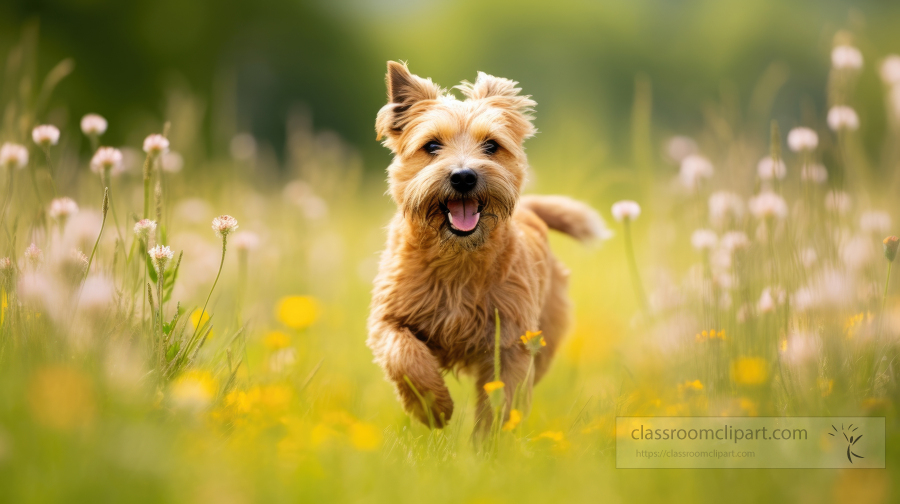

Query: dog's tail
[[520, 195, 613, 242]]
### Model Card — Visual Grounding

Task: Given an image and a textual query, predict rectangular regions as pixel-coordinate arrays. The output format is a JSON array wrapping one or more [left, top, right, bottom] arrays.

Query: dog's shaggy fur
[[367, 61, 606, 429]]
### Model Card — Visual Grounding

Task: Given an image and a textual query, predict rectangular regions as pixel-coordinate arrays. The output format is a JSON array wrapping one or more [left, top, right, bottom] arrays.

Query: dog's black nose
[[449, 168, 478, 193]]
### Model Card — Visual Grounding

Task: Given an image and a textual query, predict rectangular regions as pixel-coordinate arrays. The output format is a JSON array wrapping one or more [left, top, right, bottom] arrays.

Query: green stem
[[623, 220, 649, 313], [191, 235, 227, 342], [493, 308, 501, 382], [142, 154, 152, 218], [82, 188, 109, 283], [882, 262, 893, 316]]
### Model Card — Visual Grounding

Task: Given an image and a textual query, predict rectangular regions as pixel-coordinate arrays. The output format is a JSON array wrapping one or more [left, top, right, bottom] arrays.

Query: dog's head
[[376, 61, 536, 250]]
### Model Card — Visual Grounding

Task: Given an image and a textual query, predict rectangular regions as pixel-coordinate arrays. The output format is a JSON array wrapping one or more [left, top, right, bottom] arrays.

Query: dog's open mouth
[[441, 198, 481, 236]]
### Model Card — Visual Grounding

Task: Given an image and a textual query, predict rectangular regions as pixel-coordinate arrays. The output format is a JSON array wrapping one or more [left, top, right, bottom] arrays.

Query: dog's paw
[[403, 387, 454, 428]]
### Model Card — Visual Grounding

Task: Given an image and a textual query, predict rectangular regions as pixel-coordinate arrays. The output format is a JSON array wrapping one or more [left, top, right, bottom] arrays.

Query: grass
[[1, 29, 899, 504]]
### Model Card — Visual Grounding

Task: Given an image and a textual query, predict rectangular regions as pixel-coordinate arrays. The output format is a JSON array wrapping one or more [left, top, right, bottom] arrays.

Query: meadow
[[1, 25, 899, 504]]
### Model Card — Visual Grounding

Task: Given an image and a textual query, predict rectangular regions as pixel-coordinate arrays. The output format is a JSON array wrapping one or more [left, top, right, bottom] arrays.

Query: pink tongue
[[447, 199, 480, 232]]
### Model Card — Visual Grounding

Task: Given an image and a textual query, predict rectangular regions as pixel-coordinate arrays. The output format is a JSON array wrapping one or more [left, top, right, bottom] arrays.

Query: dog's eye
[[423, 140, 442, 155], [483, 140, 500, 155]]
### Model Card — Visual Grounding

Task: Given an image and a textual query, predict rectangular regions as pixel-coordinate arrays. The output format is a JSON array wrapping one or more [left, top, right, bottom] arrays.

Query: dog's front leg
[[473, 345, 531, 437], [368, 324, 453, 428]]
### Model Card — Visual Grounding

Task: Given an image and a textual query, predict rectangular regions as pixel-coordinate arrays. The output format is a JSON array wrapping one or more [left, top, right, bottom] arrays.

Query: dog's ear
[[375, 61, 442, 143], [457, 72, 536, 139]]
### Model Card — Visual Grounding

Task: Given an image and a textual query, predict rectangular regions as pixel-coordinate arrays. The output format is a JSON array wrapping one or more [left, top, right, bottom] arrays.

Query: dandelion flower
[[348, 422, 382, 451], [133, 219, 157, 240], [879, 55, 900, 86], [801, 164, 828, 184], [263, 331, 291, 350], [483, 380, 505, 393], [520, 330, 546, 354], [148, 244, 174, 273], [611, 200, 641, 222], [831, 45, 864, 71], [756, 156, 786, 181], [170, 370, 216, 412], [860, 211, 892, 234], [502, 409, 522, 431], [276, 295, 319, 329], [24, 243, 43, 267], [731, 358, 767, 385], [142, 134, 169, 157], [0, 143, 28, 170], [48, 197, 79, 221], [787, 127, 818, 152], [231, 231, 260, 251], [691, 229, 718, 251], [678, 154, 714, 189], [211, 215, 239, 238], [31, 125, 60, 147], [827, 106, 860, 131], [80, 114, 107, 136], [748, 192, 788, 219], [90, 147, 124, 176]]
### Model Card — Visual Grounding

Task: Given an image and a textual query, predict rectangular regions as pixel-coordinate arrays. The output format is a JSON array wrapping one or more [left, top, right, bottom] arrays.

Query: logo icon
[[829, 424, 864, 463]]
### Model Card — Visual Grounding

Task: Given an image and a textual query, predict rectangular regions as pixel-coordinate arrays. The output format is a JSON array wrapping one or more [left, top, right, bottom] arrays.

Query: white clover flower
[[678, 154, 714, 189], [840, 235, 874, 271], [757, 156, 787, 181], [880, 55, 900, 86], [143, 134, 170, 157], [133, 219, 157, 240], [831, 45, 863, 71], [24, 243, 43, 268], [824, 190, 852, 214], [31, 125, 60, 147], [80, 114, 108, 136], [211, 215, 239, 238], [801, 164, 828, 184], [48, 197, 79, 221], [611, 200, 641, 222], [691, 229, 718, 251], [70, 249, 89, 273], [708, 191, 744, 228], [799, 247, 818, 268], [231, 231, 260, 251], [748, 191, 788, 220], [160, 151, 183, 173], [664, 136, 698, 163], [758, 286, 785, 314], [787, 127, 818, 152], [90, 147, 124, 176], [720, 231, 750, 252], [0, 143, 28, 170], [860, 211, 892, 234], [827, 106, 860, 131], [148, 245, 174, 272], [0, 257, 12, 273]]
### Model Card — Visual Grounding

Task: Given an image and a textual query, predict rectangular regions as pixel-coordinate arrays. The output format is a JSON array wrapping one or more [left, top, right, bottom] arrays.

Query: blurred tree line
[[3, 0, 900, 170]]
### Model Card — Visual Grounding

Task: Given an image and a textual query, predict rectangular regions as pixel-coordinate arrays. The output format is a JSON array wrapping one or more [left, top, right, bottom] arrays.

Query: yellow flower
[[349, 422, 382, 451], [520, 330, 546, 354], [502, 409, 522, 431], [277, 295, 319, 329], [483, 380, 505, 393], [739, 398, 759, 416], [264, 331, 291, 350], [731, 358, 767, 385], [818, 378, 834, 397], [170, 370, 217, 411], [533, 430, 564, 442], [678, 379, 703, 393], [190, 309, 213, 338]]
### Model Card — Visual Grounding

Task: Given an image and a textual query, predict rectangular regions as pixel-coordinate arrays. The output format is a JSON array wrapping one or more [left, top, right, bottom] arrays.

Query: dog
[[367, 61, 607, 429]]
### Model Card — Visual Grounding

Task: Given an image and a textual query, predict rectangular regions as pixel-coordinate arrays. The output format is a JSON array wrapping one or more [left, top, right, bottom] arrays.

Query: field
[[2, 9, 900, 504]]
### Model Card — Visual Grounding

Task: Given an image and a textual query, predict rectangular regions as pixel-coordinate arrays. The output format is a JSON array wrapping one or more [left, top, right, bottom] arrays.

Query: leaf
[[166, 342, 180, 361], [852, 435, 863, 445], [146, 255, 158, 283]]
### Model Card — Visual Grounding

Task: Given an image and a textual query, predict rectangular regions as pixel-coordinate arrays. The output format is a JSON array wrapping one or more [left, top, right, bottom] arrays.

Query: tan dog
[[367, 61, 607, 429]]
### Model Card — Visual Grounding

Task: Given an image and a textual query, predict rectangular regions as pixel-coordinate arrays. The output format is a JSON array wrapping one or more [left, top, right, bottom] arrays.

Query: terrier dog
[[367, 61, 607, 429]]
